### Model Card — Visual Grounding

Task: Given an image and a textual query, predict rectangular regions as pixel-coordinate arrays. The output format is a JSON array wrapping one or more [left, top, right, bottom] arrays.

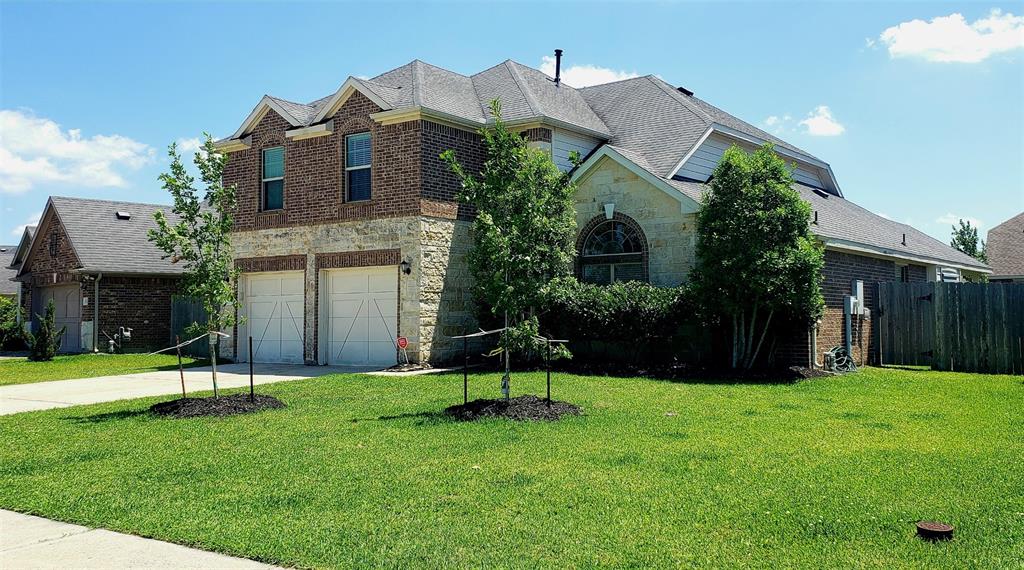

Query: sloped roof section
[[49, 196, 184, 276], [987, 212, 1024, 278], [656, 179, 988, 271], [373, 60, 486, 122], [580, 75, 820, 179], [0, 245, 17, 296]]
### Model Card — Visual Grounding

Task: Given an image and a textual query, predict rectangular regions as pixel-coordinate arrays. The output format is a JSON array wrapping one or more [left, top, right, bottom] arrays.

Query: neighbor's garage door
[[240, 271, 304, 364], [33, 284, 82, 353], [324, 266, 398, 367]]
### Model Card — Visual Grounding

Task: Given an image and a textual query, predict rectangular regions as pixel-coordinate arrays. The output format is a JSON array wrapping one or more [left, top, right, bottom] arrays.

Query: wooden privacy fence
[[878, 282, 1024, 374], [170, 296, 209, 358]]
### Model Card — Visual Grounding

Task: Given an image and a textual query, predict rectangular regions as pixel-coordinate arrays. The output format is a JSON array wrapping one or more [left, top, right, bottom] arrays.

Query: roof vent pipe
[[902, 233, 907, 246], [554, 49, 563, 86]]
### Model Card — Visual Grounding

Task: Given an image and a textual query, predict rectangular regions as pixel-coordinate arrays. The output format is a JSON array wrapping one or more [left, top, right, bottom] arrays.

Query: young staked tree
[[692, 144, 825, 370], [950, 218, 987, 263], [441, 100, 577, 398], [149, 135, 239, 397]]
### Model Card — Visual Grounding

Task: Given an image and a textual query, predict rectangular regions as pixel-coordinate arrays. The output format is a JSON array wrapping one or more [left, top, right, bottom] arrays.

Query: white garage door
[[324, 266, 398, 367], [33, 284, 81, 353], [241, 272, 304, 364]]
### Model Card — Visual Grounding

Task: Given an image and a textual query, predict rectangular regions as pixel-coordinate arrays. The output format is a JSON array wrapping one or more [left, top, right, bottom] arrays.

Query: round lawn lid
[[916, 520, 954, 541]]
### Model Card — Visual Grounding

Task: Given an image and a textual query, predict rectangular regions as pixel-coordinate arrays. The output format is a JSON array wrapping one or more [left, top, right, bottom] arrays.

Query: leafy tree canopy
[[691, 143, 824, 369], [950, 218, 987, 263]]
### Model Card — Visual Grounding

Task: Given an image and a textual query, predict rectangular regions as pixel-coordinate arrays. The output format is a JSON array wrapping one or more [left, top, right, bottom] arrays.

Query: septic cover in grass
[[150, 394, 285, 418], [444, 395, 581, 422]]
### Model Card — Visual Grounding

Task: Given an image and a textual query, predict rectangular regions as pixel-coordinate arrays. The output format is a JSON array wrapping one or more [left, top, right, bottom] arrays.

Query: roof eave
[[228, 96, 305, 141], [820, 237, 992, 273], [311, 77, 395, 124], [572, 145, 701, 214]]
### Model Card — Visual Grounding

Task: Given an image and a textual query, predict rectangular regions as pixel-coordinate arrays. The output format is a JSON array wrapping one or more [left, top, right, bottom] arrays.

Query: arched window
[[579, 217, 647, 284]]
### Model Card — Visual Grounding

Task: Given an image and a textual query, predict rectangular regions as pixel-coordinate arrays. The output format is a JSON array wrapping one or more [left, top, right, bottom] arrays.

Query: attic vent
[[676, 86, 694, 97], [115, 211, 131, 220]]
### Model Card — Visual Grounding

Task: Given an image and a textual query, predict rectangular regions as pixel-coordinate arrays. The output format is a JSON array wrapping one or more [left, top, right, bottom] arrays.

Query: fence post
[[463, 329, 468, 405], [249, 336, 254, 403], [176, 335, 185, 400], [546, 338, 551, 407]]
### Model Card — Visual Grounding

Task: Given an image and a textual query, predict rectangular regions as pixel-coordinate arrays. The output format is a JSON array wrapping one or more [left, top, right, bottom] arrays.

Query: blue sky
[[1, 1, 1022, 245]]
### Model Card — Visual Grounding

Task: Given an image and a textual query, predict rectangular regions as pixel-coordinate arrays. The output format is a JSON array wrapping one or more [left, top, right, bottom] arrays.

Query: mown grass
[[0, 353, 200, 386], [0, 367, 1021, 568]]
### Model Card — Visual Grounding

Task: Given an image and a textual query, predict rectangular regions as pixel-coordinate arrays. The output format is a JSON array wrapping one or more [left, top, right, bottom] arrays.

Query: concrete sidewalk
[[1, 510, 282, 569], [0, 363, 376, 416]]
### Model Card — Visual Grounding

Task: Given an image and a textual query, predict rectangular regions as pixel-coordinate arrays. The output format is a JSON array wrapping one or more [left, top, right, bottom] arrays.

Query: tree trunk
[[746, 310, 775, 370]]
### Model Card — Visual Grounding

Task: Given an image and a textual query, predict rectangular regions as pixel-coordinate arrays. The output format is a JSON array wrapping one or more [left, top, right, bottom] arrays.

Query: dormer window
[[345, 132, 371, 202], [262, 146, 285, 210]]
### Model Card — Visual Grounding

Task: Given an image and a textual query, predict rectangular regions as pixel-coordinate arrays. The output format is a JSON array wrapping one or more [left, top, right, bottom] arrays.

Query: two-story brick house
[[216, 55, 989, 368]]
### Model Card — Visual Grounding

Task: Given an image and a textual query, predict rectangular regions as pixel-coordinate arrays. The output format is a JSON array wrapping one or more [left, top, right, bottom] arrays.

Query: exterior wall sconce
[[399, 260, 411, 275]]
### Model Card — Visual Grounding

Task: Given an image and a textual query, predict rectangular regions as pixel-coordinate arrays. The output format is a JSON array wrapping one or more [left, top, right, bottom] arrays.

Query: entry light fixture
[[399, 260, 411, 275]]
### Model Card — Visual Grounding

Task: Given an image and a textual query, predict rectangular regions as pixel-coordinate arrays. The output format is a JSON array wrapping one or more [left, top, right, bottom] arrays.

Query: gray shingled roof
[[579, 75, 818, 178], [666, 179, 989, 270], [987, 212, 1024, 278], [47, 196, 184, 276], [0, 245, 17, 296]]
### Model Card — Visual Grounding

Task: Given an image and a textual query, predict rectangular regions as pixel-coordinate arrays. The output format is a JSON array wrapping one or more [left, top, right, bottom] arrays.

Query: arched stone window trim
[[575, 213, 650, 284]]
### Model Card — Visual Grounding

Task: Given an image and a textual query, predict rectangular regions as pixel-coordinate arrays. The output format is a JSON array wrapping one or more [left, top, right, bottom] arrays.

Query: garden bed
[[150, 394, 284, 418], [444, 394, 581, 421]]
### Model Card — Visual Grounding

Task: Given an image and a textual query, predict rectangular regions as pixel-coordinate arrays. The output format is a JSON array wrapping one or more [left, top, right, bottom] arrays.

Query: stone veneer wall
[[573, 157, 697, 287], [228, 215, 474, 365]]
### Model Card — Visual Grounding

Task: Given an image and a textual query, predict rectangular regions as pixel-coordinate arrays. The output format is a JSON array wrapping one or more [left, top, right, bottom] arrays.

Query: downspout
[[93, 273, 102, 352]]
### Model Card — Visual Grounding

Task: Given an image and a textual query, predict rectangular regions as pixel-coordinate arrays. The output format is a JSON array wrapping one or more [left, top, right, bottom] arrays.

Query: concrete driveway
[[0, 363, 377, 415], [1, 510, 281, 569]]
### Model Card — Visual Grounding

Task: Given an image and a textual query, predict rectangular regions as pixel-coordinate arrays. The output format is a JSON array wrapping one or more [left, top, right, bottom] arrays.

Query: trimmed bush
[[27, 300, 65, 361], [540, 277, 707, 363], [0, 296, 26, 351]]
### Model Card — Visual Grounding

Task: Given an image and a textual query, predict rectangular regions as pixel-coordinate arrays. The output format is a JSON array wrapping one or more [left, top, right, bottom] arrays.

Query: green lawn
[[1, 367, 1021, 568], [0, 353, 200, 386]]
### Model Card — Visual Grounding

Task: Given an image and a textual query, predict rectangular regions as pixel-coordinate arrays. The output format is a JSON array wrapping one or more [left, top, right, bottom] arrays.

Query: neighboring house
[[6, 225, 36, 324], [0, 244, 18, 300], [214, 55, 990, 368], [987, 212, 1024, 283], [12, 197, 183, 353]]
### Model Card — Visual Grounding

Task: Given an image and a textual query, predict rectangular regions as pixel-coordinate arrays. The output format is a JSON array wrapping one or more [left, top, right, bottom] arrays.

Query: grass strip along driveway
[[0, 353, 200, 386], [1, 367, 1021, 568]]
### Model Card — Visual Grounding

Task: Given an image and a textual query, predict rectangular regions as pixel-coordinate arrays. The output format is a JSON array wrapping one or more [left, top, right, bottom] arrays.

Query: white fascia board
[[712, 124, 844, 197], [312, 77, 394, 124], [285, 120, 334, 141], [502, 116, 611, 141], [572, 146, 701, 215], [229, 96, 303, 140], [667, 126, 714, 179], [213, 135, 252, 153], [370, 106, 484, 131], [822, 238, 992, 274]]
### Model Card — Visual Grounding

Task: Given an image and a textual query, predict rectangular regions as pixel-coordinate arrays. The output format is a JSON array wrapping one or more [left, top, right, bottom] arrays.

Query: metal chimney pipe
[[554, 49, 563, 86]]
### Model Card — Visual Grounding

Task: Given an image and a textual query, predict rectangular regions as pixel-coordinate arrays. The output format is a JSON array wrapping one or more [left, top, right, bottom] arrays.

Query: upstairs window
[[262, 146, 284, 210], [346, 132, 371, 202], [579, 219, 647, 285]]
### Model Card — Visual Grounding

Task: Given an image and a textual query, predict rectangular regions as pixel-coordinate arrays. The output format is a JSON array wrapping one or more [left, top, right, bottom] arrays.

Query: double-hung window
[[262, 146, 284, 210], [346, 132, 371, 202]]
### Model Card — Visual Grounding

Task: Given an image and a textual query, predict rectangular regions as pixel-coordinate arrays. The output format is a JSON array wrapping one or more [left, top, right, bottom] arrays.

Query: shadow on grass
[[349, 410, 452, 426], [63, 409, 153, 424], [878, 365, 933, 373]]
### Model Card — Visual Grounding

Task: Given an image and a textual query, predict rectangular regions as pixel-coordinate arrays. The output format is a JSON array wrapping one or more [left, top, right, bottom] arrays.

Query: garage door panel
[[368, 273, 395, 292], [242, 272, 304, 364], [325, 266, 398, 367]]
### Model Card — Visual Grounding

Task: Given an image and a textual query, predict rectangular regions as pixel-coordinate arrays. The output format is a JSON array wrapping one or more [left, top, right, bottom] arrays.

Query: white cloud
[[0, 109, 155, 194], [10, 210, 41, 237], [176, 137, 201, 154], [764, 115, 781, 127], [539, 56, 640, 88], [879, 9, 1024, 63], [798, 106, 845, 136], [865, 37, 876, 49], [936, 213, 983, 228]]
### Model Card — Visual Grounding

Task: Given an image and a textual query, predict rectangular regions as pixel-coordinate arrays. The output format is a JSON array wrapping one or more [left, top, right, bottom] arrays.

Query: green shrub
[[26, 300, 66, 361], [0, 296, 26, 350], [540, 277, 705, 363]]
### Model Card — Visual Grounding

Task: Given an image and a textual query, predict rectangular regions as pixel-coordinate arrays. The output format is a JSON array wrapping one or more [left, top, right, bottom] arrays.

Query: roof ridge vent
[[115, 211, 132, 220]]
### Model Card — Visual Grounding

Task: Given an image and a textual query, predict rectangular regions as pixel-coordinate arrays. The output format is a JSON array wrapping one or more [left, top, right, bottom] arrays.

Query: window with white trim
[[580, 219, 646, 285], [345, 132, 371, 202], [262, 146, 284, 210]]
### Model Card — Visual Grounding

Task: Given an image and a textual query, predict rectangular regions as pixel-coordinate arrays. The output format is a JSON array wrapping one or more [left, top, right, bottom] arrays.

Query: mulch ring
[[150, 394, 285, 418], [444, 394, 582, 422]]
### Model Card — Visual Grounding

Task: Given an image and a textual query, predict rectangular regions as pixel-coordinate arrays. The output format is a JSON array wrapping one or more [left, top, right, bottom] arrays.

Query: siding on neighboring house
[[675, 132, 827, 190], [552, 128, 600, 172]]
